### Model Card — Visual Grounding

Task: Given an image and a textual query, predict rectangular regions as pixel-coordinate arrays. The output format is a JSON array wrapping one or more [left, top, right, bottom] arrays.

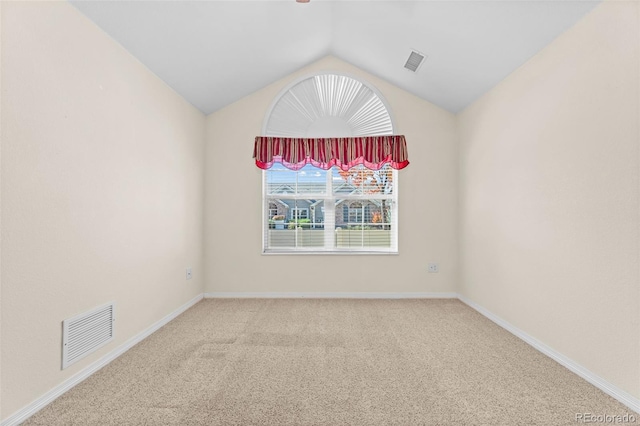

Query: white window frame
[[290, 208, 309, 220], [347, 202, 364, 224], [262, 167, 398, 255], [268, 203, 278, 219], [261, 71, 399, 255]]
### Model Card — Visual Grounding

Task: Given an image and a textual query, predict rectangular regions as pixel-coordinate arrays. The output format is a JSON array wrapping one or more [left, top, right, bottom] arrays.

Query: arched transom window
[[265, 73, 393, 138]]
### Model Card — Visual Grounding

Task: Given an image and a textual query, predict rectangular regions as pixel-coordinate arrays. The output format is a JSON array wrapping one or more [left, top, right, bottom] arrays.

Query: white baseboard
[[0, 293, 204, 426], [457, 294, 640, 414], [204, 292, 458, 299]]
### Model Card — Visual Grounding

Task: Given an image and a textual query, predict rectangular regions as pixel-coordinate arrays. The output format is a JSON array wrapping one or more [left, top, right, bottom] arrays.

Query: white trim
[[0, 294, 203, 426], [457, 294, 640, 414], [261, 250, 399, 256], [204, 292, 458, 299]]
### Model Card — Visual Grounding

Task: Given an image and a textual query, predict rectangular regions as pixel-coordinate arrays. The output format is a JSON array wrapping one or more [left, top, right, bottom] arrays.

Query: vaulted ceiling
[[70, 0, 600, 115]]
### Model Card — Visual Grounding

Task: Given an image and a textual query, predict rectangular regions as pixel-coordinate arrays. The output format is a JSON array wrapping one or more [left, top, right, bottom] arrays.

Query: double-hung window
[[264, 163, 397, 253]]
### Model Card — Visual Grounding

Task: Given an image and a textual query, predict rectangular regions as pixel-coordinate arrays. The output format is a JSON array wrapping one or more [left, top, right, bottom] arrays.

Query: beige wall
[[205, 56, 458, 294], [1, 2, 205, 420], [457, 0, 639, 399]]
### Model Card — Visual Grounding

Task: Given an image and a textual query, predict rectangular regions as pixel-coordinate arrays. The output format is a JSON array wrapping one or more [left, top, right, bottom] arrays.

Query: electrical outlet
[[428, 263, 439, 273], [186, 268, 192, 280]]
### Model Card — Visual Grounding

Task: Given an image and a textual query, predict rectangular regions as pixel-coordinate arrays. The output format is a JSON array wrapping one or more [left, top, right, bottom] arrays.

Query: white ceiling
[[70, 0, 600, 115]]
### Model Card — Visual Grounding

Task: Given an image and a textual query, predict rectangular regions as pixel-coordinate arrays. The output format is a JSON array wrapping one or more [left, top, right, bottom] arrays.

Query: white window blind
[[264, 164, 397, 254]]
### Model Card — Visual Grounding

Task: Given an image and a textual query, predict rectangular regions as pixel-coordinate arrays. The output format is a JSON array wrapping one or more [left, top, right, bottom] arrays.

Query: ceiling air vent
[[404, 50, 426, 72]]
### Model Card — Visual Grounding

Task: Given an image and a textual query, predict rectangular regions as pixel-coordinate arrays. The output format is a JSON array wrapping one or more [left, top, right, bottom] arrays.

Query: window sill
[[262, 250, 399, 256]]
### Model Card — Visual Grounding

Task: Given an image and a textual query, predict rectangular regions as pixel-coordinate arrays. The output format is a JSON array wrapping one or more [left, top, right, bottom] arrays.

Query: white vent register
[[404, 50, 426, 72], [62, 302, 115, 369]]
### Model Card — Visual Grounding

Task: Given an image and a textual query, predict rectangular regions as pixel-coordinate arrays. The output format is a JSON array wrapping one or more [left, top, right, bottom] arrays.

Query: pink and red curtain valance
[[253, 135, 409, 171]]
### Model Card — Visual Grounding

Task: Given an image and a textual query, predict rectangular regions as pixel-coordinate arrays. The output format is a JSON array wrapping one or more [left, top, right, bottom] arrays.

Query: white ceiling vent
[[404, 50, 426, 72], [62, 302, 115, 369]]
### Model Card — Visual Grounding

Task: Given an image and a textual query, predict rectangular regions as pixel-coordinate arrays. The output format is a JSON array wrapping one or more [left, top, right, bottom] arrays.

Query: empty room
[[1, 0, 638, 425]]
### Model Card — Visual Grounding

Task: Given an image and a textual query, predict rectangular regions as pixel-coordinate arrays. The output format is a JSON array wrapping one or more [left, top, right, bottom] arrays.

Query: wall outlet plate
[[428, 263, 439, 273], [186, 268, 193, 280]]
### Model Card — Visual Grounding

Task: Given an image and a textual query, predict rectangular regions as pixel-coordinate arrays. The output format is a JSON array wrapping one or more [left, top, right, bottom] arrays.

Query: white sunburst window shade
[[265, 74, 394, 137], [255, 73, 409, 254]]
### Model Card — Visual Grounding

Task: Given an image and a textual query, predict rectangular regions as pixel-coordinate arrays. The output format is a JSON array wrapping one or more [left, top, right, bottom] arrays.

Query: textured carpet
[[25, 299, 634, 425]]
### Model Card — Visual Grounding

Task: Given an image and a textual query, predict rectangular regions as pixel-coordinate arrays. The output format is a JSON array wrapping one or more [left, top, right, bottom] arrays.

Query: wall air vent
[[62, 302, 115, 369], [404, 50, 426, 72]]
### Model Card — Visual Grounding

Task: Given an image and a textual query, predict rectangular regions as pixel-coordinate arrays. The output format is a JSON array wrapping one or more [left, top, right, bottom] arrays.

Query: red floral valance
[[253, 136, 409, 171]]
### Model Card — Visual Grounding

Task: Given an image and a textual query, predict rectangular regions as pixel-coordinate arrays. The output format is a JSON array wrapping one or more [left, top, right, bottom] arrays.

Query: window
[[261, 73, 400, 254], [347, 202, 363, 224], [264, 163, 397, 253], [291, 208, 308, 220], [268, 203, 278, 219]]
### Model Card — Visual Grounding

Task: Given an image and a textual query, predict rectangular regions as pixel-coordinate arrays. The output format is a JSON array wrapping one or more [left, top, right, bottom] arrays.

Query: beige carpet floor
[[25, 299, 635, 425]]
